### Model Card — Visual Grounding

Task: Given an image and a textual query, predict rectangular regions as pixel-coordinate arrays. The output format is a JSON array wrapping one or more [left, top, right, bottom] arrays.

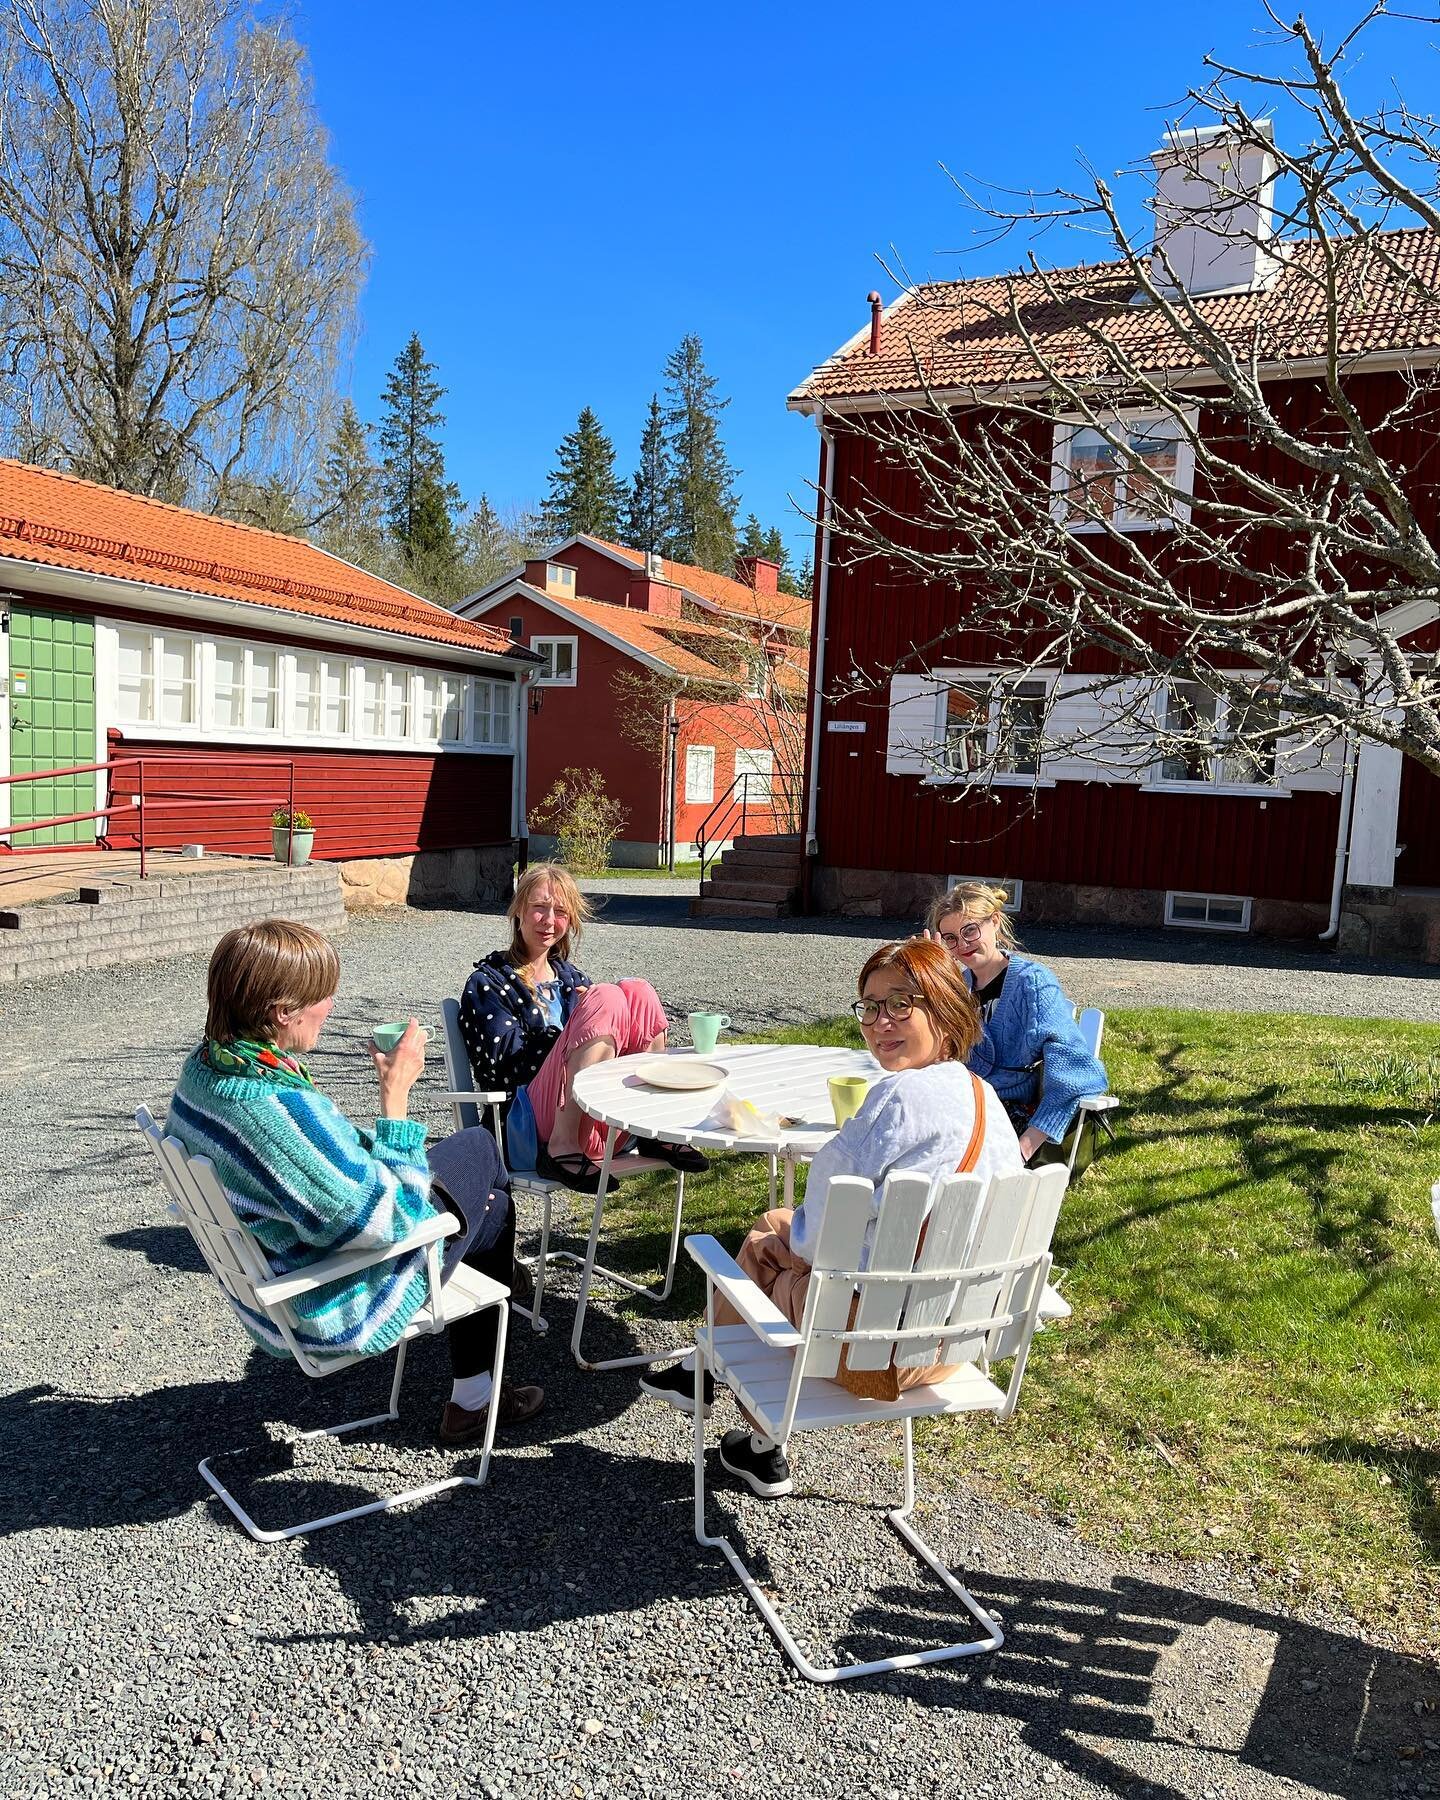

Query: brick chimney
[[625, 573, 683, 616], [735, 555, 780, 595]]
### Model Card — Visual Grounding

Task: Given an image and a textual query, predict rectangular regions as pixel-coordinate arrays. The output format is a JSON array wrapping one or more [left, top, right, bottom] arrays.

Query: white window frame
[[1051, 408, 1197, 534], [930, 670, 1058, 787], [545, 563, 577, 596], [1165, 890, 1253, 932], [733, 746, 773, 801], [1145, 677, 1287, 798], [685, 744, 716, 805], [115, 625, 198, 729], [947, 876, 1023, 914], [532, 635, 578, 686]]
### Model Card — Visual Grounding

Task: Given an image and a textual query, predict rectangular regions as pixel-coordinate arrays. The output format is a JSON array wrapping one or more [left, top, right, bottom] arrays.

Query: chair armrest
[[255, 1212, 460, 1305], [1075, 1094, 1117, 1114], [430, 1090, 507, 1106], [685, 1234, 803, 1350]]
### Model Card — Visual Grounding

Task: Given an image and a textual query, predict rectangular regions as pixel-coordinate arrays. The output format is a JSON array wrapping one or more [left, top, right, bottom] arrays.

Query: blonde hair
[[507, 863, 592, 972], [205, 919, 340, 1043], [857, 938, 982, 1063], [926, 882, 1021, 951]]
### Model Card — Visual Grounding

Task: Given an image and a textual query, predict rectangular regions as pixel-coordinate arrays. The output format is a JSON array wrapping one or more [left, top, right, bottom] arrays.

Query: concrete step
[[689, 896, 788, 919], [699, 878, 798, 904], [715, 848, 805, 876], [731, 832, 802, 853]]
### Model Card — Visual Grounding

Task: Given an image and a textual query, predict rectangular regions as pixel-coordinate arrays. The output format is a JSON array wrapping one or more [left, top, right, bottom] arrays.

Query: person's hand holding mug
[[371, 1018, 427, 1119]]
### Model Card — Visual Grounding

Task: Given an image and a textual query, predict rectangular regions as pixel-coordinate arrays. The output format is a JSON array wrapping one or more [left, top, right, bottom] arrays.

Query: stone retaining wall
[[0, 861, 346, 987], [337, 844, 515, 911]]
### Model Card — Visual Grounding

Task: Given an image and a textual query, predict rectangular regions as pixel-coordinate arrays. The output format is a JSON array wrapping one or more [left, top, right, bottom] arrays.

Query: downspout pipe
[[1318, 732, 1357, 941], [513, 670, 533, 873], [804, 413, 837, 861]]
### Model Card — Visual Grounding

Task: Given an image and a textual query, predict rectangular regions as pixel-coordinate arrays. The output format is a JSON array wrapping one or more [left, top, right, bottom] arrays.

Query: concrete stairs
[[690, 832, 804, 920]]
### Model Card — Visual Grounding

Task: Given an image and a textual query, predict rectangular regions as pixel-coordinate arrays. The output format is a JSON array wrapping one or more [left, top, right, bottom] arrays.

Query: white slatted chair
[[1068, 1007, 1118, 1178], [1431, 1180, 1440, 1244], [136, 1105, 509, 1542], [437, 997, 687, 1371], [686, 1161, 1068, 1683]]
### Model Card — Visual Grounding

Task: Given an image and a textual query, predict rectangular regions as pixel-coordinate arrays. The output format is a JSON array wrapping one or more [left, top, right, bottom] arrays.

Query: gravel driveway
[[2, 885, 1437, 1800]]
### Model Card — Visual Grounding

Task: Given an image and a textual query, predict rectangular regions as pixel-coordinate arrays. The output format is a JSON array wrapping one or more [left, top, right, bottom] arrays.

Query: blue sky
[[292, 0, 1429, 561]]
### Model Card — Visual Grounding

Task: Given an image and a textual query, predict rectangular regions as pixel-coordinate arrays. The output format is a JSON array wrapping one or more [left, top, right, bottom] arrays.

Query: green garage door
[[7, 607, 98, 845]]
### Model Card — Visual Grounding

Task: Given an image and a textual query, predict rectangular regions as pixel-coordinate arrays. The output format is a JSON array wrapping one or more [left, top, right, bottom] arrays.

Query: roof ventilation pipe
[[1149, 120, 1279, 296], [867, 291, 883, 355]]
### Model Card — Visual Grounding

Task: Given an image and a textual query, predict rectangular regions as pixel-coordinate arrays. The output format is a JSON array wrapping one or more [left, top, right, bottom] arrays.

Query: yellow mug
[[828, 1074, 871, 1125]]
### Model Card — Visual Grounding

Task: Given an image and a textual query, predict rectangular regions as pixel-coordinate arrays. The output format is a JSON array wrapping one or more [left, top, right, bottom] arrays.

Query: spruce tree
[[660, 334, 738, 572], [378, 333, 461, 577], [539, 406, 625, 541], [791, 553, 814, 601], [624, 393, 672, 554], [311, 400, 385, 565], [459, 492, 512, 589]]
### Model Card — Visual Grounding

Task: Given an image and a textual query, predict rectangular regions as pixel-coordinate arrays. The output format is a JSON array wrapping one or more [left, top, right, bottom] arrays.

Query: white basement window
[[1165, 891, 1252, 932], [1052, 410, 1195, 533], [948, 876, 1023, 914]]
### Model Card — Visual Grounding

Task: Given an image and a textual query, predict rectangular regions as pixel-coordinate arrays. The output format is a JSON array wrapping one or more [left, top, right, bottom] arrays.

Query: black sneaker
[[718, 1428, 793, 1499], [633, 1135, 710, 1174], [638, 1361, 714, 1416]]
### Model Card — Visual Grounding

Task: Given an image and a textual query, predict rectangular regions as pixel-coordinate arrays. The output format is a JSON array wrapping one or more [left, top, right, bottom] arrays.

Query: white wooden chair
[[1067, 1006, 1118, 1179], [686, 1161, 1069, 1683], [437, 997, 688, 1371], [136, 1105, 510, 1542], [1431, 1180, 1440, 1244]]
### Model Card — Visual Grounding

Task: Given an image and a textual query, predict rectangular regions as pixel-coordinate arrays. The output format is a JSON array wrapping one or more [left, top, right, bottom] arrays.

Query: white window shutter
[[886, 672, 941, 776]]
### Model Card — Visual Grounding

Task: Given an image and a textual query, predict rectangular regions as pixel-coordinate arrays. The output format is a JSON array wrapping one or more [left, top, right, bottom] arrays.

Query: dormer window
[[1051, 410, 1195, 533], [545, 562, 577, 598]]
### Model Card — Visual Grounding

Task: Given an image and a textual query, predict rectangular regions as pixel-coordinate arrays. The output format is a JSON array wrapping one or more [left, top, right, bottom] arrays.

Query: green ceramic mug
[[828, 1074, 871, 1125], [688, 1012, 731, 1055], [372, 1020, 425, 1054]]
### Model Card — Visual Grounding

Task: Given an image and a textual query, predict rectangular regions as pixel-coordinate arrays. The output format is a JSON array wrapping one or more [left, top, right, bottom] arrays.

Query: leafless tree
[[0, 0, 366, 506], [819, 6, 1440, 786]]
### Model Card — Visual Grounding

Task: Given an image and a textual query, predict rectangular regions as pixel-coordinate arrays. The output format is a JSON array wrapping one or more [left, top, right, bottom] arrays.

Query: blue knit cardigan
[[964, 953, 1108, 1142], [167, 1048, 437, 1359]]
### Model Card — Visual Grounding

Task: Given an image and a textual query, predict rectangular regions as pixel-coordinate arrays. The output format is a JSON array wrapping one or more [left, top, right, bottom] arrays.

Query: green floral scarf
[[203, 1036, 314, 1089]]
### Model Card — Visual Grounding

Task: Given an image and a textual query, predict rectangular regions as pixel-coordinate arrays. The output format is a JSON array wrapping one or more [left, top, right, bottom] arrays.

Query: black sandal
[[633, 1135, 710, 1174], [535, 1145, 609, 1195]]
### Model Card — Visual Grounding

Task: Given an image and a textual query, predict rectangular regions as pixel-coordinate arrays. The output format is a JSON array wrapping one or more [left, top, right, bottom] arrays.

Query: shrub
[[529, 768, 627, 875]]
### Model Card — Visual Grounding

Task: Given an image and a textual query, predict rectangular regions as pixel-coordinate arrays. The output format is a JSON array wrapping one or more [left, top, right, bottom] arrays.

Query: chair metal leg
[[767, 1154, 778, 1209], [692, 1367, 1003, 1683], [569, 1127, 690, 1372], [511, 1182, 554, 1334], [199, 1299, 506, 1543]]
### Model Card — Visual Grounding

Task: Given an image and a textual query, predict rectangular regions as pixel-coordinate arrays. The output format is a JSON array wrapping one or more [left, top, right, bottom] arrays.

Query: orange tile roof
[[793, 226, 1440, 403], [590, 537, 812, 633], [0, 459, 514, 657], [550, 593, 738, 680]]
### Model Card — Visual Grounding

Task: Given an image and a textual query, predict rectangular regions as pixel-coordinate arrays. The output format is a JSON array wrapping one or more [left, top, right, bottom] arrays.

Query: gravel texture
[[3, 883, 1438, 1799]]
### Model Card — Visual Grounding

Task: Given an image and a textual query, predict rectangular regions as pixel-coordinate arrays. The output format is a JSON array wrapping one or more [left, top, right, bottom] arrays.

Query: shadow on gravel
[[840, 1570, 1434, 1799]]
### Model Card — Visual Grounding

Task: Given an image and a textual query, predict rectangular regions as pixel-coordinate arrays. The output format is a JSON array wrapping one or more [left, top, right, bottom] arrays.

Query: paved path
[[2, 888, 1436, 1799]]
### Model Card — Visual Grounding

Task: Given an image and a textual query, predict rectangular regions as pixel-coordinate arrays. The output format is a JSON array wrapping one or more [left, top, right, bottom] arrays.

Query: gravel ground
[[3, 885, 1438, 1800]]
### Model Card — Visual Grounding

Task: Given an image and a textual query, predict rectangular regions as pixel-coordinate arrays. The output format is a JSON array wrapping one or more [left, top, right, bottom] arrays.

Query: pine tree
[[539, 406, 625, 541], [624, 393, 672, 554], [660, 334, 738, 572], [377, 333, 461, 575], [459, 492, 513, 590], [791, 553, 813, 601], [738, 512, 810, 595], [311, 400, 384, 565]]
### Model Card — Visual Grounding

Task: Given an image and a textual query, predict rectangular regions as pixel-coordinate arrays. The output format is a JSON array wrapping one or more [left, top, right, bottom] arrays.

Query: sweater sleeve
[[251, 1087, 436, 1256], [1027, 968, 1109, 1142], [459, 963, 535, 1092]]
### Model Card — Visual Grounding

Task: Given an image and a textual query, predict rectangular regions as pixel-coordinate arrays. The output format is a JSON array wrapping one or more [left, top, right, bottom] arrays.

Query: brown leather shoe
[[439, 1383, 545, 1444]]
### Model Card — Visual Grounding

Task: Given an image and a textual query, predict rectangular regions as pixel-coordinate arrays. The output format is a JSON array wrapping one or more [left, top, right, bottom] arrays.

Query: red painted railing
[[0, 753, 297, 877]]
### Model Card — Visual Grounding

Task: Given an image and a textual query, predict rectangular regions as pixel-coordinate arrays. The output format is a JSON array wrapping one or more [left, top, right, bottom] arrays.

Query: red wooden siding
[[105, 734, 513, 859], [1397, 756, 1440, 887]]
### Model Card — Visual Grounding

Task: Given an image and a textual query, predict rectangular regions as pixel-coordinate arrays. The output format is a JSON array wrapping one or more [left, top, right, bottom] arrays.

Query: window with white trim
[[734, 747, 773, 801], [1165, 891, 1252, 932], [1052, 411, 1194, 532], [685, 745, 715, 804], [937, 676, 1048, 778], [293, 653, 351, 737], [116, 627, 196, 727], [948, 876, 1023, 914], [472, 678, 514, 747], [545, 563, 577, 596], [1156, 680, 1279, 788], [533, 636, 577, 685]]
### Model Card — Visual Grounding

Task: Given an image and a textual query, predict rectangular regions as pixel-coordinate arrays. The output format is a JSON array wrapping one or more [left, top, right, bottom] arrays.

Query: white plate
[[634, 1057, 727, 1091]]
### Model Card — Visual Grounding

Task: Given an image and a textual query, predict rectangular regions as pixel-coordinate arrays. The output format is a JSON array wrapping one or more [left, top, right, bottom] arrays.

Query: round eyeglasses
[[939, 922, 988, 951], [850, 992, 925, 1026]]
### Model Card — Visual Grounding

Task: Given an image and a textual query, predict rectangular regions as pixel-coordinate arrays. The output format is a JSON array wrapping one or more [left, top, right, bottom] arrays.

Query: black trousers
[[438, 1192, 516, 1381]]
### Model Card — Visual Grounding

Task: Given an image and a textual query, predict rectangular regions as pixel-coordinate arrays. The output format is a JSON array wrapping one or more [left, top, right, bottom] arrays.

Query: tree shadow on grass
[[1307, 1436, 1440, 1565]]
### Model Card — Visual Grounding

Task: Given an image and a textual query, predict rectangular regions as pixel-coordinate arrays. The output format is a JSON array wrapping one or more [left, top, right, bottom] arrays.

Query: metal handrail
[[0, 751, 298, 878], [694, 769, 802, 886]]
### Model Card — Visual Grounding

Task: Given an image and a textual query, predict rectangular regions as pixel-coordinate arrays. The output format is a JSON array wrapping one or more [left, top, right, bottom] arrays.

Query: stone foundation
[[1337, 885, 1440, 962], [337, 844, 515, 912]]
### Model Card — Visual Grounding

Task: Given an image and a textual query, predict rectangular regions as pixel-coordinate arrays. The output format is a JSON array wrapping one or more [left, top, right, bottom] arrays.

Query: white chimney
[[1150, 121, 1279, 296], [646, 550, 664, 579]]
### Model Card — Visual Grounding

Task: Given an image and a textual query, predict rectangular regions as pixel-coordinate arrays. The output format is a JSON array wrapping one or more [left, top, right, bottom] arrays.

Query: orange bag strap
[[956, 1071, 987, 1174]]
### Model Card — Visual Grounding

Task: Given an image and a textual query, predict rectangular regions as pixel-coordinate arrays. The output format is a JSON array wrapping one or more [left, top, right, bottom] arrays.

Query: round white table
[[562, 1043, 878, 1372]]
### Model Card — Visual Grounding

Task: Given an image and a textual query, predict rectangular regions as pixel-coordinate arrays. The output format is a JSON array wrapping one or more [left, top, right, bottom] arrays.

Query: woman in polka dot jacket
[[458, 864, 706, 1194]]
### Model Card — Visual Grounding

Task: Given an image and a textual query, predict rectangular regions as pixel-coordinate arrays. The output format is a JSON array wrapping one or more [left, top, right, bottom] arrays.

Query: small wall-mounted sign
[[826, 719, 866, 734], [11, 672, 26, 694]]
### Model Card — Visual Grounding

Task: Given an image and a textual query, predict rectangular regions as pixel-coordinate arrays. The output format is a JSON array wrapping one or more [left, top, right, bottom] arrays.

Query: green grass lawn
[[598, 861, 703, 880], [574, 1008, 1440, 1651]]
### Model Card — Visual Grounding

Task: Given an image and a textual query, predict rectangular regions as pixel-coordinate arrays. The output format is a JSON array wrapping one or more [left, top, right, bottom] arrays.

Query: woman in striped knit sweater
[[167, 920, 543, 1443]]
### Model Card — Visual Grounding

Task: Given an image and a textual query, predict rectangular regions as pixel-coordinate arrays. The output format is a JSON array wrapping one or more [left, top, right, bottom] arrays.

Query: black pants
[[437, 1191, 516, 1382]]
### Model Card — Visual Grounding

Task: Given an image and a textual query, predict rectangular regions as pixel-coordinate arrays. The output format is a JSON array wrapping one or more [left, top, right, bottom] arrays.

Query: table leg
[[783, 1154, 796, 1208]]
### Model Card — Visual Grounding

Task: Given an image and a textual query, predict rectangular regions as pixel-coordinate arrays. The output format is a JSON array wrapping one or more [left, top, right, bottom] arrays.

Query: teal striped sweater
[[167, 1047, 437, 1359]]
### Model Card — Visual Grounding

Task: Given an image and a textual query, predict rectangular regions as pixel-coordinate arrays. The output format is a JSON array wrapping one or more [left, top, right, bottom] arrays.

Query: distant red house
[[458, 535, 808, 866]]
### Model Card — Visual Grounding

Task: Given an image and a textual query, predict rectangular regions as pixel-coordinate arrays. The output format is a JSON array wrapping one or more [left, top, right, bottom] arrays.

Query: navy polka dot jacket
[[458, 950, 591, 1095]]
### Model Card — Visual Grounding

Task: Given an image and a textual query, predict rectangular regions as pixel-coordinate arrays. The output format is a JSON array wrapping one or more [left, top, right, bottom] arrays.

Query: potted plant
[[271, 807, 315, 866]]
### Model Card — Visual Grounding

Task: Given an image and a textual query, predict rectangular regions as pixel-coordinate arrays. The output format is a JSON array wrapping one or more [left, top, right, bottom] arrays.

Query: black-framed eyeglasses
[[939, 922, 987, 950], [850, 992, 926, 1026]]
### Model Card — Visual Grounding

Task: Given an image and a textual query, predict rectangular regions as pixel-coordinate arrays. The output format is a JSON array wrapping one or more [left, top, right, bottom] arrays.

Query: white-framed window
[[948, 876, 1023, 914], [116, 627, 196, 727], [1154, 680, 1279, 790], [533, 636, 578, 686], [734, 746, 773, 801], [472, 678, 514, 747], [247, 646, 279, 731], [292, 653, 351, 737], [685, 744, 716, 804], [1165, 891, 1252, 932], [116, 628, 155, 722], [545, 563, 577, 597], [937, 675, 1050, 780], [1052, 410, 1195, 532]]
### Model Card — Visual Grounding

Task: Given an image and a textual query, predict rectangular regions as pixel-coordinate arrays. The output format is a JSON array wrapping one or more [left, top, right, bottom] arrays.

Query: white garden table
[[565, 1043, 877, 1372]]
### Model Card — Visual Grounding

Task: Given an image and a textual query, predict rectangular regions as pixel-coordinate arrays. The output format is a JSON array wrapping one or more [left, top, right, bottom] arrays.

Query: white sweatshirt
[[790, 1061, 1023, 1268]]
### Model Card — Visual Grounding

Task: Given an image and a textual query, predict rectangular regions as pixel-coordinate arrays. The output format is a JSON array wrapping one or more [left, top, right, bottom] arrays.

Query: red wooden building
[[458, 535, 808, 866], [0, 461, 530, 903], [789, 136, 1440, 960]]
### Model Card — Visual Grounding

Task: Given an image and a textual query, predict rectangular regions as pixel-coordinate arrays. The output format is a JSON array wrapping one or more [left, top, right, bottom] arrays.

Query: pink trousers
[[526, 979, 669, 1163]]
